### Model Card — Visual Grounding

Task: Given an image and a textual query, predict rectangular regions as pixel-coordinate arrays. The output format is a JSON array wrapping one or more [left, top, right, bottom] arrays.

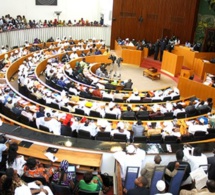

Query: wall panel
[[111, 0, 199, 48]]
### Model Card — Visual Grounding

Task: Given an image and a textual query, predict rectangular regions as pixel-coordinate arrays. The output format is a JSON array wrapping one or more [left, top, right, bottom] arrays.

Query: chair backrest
[[149, 134, 163, 143], [19, 115, 30, 126], [121, 115, 136, 120], [50, 102, 59, 109], [78, 189, 99, 195], [102, 97, 113, 102], [89, 110, 101, 117], [163, 96, 172, 101], [51, 182, 73, 195], [39, 124, 50, 132], [105, 113, 117, 119], [114, 98, 124, 103], [193, 131, 206, 141], [142, 99, 152, 103], [176, 112, 187, 119], [61, 107, 70, 112], [180, 135, 193, 143], [136, 115, 149, 120], [164, 135, 178, 143], [113, 133, 127, 142], [164, 112, 174, 120], [124, 166, 140, 190], [172, 95, 180, 100], [168, 165, 186, 195], [151, 115, 164, 120], [133, 136, 148, 143], [150, 166, 166, 195], [152, 99, 162, 103], [78, 130, 92, 139], [75, 108, 85, 115], [129, 99, 142, 103], [60, 125, 72, 137], [95, 132, 111, 141]]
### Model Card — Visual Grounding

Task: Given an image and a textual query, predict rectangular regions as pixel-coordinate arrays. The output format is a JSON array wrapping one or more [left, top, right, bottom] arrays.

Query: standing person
[[160, 38, 167, 62], [113, 144, 146, 180], [6, 142, 26, 176], [154, 39, 160, 60]]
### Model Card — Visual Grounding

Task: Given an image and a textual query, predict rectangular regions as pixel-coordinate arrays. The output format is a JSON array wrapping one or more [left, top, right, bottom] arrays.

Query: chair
[[164, 135, 178, 143], [89, 110, 101, 118], [172, 95, 180, 100], [19, 115, 31, 126], [28, 93, 37, 102], [91, 96, 101, 100], [21, 175, 47, 185], [102, 97, 113, 102], [78, 189, 99, 195], [51, 182, 73, 195], [207, 128, 215, 139], [176, 112, 187, 119], [133, 136, 148, 143], [163, 96, 172, 101], [77, 130, 92, 139], [186, 109, 197, 117], [114, 98, 124, 103], [105, 113, 117, 119], [193, 131, 206, 141], [168, 165, 187, 195], [113, 133, 127, 142], [39, 125, 50, 132], [142, 99, 152, 103], [150, 166, 166, 195], [129, 99, 142, 103], [181, 134, 193, 142], [164, 112, 174, 120], [136, 115, 149, 120], [124, 166, 140, 190], [152, 99, 162, 103], [148, 134, 163, 143], [121, 115, 136, 120], [95, 132, 111, 141], [150, 115, 164, 120], [49, 102, 59, 109], [61, 107, 70, 112], [61, 125, 72, 137], [75, 108, 85, 115]]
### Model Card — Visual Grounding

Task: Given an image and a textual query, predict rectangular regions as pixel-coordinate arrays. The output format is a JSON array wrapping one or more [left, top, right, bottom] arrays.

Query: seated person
[[23, 157, 55, 183], [123, 176, 149, 195], [123, 79, 133, 89], [111, 122, 130, 140], [1, 168, 53, 195], [179, 179, 215, 195], [52, 160, 75, 188], [79, 172, 103, 192], [121, 106, 136, 119]]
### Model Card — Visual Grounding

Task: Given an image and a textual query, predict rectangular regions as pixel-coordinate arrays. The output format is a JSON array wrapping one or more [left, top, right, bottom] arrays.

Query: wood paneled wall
[[177, 77, 215, 107], [111, 0, 199, 49]]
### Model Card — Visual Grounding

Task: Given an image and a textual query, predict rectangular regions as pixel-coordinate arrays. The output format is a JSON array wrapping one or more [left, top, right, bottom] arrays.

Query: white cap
[[126, 145, 136, 154], [109, 102, 115, 109], [156, 180, 166, 192], [117, 122, 124, 129]]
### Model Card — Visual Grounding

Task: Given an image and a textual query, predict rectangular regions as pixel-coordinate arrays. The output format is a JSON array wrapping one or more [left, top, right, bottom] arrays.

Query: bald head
[[154, 155, 162, 164]]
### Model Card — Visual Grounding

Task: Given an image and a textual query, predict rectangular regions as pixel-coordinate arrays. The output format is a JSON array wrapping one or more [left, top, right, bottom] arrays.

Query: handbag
[[100, 173, 113, 187]]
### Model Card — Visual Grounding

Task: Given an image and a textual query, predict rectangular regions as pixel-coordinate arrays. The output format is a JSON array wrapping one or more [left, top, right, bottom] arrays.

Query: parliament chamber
[[0, 5, 215, 193]]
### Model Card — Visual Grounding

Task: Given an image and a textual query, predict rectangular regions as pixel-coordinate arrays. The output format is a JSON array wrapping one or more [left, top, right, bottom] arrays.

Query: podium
[[161, 51, 183, 76]]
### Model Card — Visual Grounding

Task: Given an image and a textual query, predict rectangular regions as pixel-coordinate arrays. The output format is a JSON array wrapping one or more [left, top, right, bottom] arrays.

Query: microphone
[[12, 126, 21, 132]]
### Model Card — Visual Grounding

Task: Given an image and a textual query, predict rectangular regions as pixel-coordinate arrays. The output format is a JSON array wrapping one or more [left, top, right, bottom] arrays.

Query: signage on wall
[[36, 0, 57, 5]]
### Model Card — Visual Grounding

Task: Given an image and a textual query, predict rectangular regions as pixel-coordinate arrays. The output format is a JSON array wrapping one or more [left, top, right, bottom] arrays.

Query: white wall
[[0, 0, 113, 25]]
